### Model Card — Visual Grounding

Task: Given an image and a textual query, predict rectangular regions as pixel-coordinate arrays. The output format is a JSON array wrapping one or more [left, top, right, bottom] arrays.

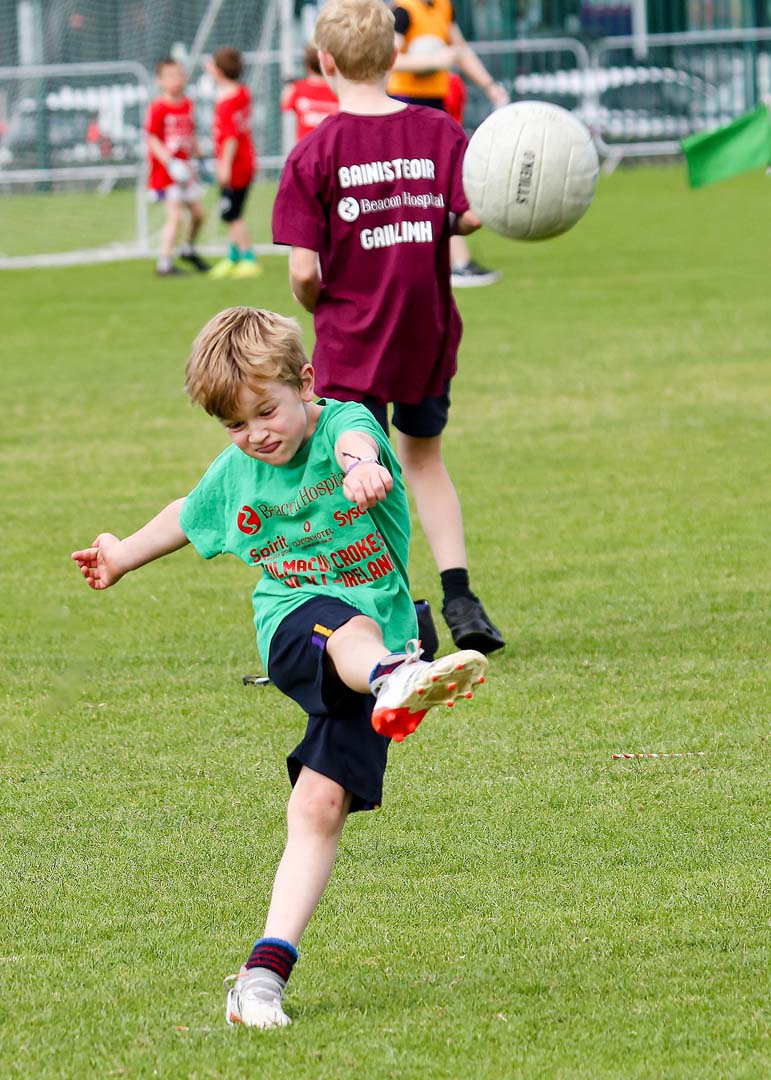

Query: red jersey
[[444, 73, 467, 126], [144, 96, 196, 190], [281, 77, 339, 143], [272, 105, 469, 405], [213, 84, 256, 188]]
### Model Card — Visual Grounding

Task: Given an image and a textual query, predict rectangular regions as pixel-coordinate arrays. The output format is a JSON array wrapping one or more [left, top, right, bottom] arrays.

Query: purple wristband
[[344, 456, 379, 475]]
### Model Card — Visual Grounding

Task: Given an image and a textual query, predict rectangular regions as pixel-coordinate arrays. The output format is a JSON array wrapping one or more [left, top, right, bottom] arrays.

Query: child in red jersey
[[272, 0, 504, 654], [443, 70, 467, 126], [206, 47, 260, 280], [281, 44, 339, 143], [145, 58, 209, 277]]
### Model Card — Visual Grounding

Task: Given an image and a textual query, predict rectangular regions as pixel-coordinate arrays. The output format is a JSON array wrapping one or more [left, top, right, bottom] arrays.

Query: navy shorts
[[219, 184, 251, 223], [362, 384, 451, 438], [392, 95, 446, 111], [267, 596, 390, 813]]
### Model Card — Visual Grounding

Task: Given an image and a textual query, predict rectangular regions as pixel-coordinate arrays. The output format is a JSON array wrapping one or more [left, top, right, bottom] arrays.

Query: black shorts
[[362, 384, 451, 438], [219, 184, 251, 223], [392, 95, 446, 111], [267, 596, 390, 813]]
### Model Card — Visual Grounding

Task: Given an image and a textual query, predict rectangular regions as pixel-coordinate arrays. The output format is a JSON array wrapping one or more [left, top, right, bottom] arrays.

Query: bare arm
[[147, 132, 173, 166], [448, 24, 509, 108], [147, 133, 191, 181], [455, 208, 482, 235], [289, 246, 322, 313], [335, 431, 393, 512], [71, 498, 189, 591], [391, 32, 461, 73], [217, 136, 238, 186]]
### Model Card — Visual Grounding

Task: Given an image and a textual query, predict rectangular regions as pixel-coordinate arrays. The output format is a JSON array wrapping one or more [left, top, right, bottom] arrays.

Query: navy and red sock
[[244, 937, 298, 983]]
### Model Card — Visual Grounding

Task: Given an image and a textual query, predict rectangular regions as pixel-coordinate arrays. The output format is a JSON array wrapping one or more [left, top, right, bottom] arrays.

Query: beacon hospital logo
[[337, 196, 360, 222], [237, 505, 262, 535]]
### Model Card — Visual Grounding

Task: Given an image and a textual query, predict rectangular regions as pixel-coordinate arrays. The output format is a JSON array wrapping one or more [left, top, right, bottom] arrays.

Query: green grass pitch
[[1, 167, 769, 1078]]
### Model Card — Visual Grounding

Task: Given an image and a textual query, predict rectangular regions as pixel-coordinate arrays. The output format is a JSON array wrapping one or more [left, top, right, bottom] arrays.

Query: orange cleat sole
[[371, 650, 488, 742]]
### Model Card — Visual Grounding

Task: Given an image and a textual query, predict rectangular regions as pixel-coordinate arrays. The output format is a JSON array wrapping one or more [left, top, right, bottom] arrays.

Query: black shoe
[[442, 595, 505, 654], [450, 260, 501, 288], [155, 263, 187, 277], [414, 598, 439, 662], [180, 250, 211, 273]]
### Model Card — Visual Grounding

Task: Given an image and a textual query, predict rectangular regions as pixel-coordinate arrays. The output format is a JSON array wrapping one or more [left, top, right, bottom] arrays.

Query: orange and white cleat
[[370, 641, 488, 742]]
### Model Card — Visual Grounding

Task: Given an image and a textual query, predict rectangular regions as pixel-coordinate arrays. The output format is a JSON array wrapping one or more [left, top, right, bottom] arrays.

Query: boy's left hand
[[343, 462, 393, 512]]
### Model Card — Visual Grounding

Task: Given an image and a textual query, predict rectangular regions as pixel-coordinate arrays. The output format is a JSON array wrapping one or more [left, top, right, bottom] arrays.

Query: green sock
[[228, 243, 240, 263], [241, 249, 256, 262]]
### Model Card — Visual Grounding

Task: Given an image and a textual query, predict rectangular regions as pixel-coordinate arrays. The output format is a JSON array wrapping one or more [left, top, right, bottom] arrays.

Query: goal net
[[0, 0, 300, 268]]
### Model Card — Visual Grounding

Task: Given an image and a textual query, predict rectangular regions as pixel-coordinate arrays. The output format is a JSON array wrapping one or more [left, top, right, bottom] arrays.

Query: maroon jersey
[[213, 85, 256, 188], [271, 105, 469, 404], [145, 96, 195, 190]]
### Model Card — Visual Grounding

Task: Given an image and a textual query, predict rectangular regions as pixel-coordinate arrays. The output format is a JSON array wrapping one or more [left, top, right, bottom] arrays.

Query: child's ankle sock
[[240, 249, 256, 263], [157, 255, 172, 272], [180, 242, 193, 256], [440, 567, 474, 605], [369, 650, 412, 691], [228, 242, 240, 263], [243, 937, 298, 986]]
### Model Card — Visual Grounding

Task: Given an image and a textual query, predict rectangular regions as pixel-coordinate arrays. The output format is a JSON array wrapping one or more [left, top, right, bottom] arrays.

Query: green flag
[[681, 105, 771, 188]]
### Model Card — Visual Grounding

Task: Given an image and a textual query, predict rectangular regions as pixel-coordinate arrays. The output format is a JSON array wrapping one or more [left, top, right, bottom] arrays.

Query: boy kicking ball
[[71, 306, 487, 1029], [272, 0, 505, 655]]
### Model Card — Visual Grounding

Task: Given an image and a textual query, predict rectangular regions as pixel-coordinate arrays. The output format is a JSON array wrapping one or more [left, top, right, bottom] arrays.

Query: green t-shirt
[[179, 399, 418, 665]]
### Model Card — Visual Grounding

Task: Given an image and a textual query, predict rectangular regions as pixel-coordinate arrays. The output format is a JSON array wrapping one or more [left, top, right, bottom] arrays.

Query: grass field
[[1, 167, 769, 1079], [0, 183, 277, 258]]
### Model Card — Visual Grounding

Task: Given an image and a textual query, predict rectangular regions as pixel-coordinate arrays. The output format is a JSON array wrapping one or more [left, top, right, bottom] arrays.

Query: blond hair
[[185, 307, 308, 418], [314, 0, 395, 82]]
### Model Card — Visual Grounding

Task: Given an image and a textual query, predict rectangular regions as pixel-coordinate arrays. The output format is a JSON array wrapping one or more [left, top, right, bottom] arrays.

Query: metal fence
[[0, 60, 151, 262], [588, 27, 771, 162], [474, 27, 771, 165]]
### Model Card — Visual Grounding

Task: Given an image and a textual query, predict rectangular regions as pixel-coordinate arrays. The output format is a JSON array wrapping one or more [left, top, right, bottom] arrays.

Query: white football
[[462, 101, 599, 240]]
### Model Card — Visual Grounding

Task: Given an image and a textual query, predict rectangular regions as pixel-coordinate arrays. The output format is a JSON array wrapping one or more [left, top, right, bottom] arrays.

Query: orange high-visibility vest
[[387, 0, 453, 100]]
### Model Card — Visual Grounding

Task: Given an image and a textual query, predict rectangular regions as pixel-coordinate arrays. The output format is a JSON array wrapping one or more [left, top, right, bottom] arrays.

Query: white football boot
[[224, 970, 291, 1029], [371, 639, 488, 742]]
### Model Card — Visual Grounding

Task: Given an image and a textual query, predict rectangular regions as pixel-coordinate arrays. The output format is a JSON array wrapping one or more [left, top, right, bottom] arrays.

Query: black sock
[[440, 568, 474, 605]]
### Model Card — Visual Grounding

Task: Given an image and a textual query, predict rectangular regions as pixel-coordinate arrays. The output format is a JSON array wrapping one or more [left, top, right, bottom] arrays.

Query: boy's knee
[[290, 774, 348, 834], [400, 441, 444, 475]]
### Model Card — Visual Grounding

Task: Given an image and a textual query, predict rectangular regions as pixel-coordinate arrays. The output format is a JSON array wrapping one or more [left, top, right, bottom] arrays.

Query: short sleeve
[[446, 116, 470, 216], [271, 146, 326, 250], [179, 471, 228, 559], [280, 83, 297, 112], [144, 101, 163, 136], [320, 401, 394, 462], [217, 99, 237, 140]]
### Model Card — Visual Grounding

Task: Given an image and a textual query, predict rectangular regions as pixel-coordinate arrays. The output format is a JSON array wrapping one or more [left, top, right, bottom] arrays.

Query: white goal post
[[0, 0, 299, 270]]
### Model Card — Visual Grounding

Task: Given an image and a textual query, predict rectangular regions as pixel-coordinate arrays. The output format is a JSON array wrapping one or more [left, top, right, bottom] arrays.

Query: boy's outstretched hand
[[71, 533, 126, 590], [343, 461, 393, 512]]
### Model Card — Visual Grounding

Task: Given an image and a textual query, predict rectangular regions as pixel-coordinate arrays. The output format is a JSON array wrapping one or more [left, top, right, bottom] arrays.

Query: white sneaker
[[371, 640, 488, 742], [224, 970, 291, 1029], [450, 260, 501, 288]]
